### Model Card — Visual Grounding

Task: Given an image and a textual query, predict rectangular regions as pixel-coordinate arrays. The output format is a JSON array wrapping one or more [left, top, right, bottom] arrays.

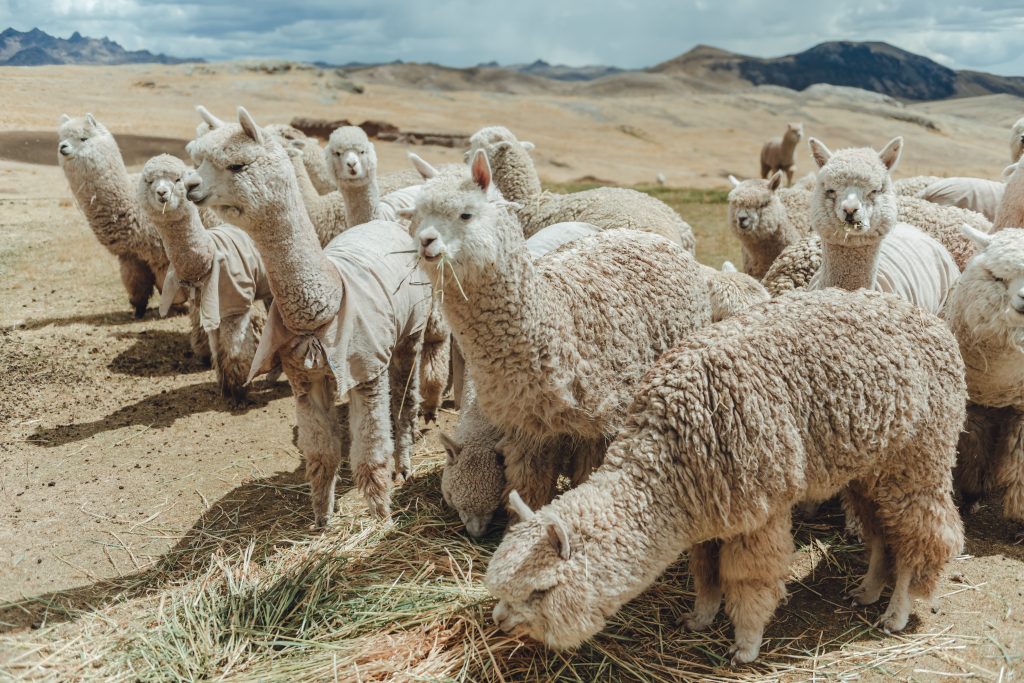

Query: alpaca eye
[[825, 189, 836, 197], [80, 137, 87, 142], [227, 164, 246, 173], [460, 213, 472, 221]]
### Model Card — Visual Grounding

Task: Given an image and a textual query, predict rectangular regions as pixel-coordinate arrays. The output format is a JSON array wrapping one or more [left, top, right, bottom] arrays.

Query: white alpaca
[[187, 107, 434, 525]]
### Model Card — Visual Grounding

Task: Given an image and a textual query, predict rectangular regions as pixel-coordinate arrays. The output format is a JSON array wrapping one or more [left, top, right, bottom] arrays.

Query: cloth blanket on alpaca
[[917, 177, 1005, 222], [248, 221, 431, 396], [159, 225, 271, 330], [809, 223, 960, 315]]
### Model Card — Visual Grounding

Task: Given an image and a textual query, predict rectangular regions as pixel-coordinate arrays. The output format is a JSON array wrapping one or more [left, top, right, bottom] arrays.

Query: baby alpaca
[[138, 154, 272, 403], [187, 107, 432, 525], [727, 172, 813, 278], [486, 289, 965, 664], [58, 113, 176, 317], [943, 226, 1024, 537], [760, 122, 803, 185]]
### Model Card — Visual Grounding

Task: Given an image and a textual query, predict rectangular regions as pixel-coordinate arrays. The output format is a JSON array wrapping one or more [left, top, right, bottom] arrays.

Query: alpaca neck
[[248, 179, 342, 333], [490, 145, 542, 203], [818, 238, 882, 291], [63, 142, 138, 246], [741, 234, 789, 280], [780, 134, 799, 158], [439, 211, 577, 432], [994, 168, 1024, 231], [289, 153, 321, 206], [339, 175, 379, 227], [155, 206, 216, 283]]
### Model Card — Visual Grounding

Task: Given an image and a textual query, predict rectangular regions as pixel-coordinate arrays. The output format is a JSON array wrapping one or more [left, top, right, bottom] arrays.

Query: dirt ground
[[0, 63, 1023, 680]]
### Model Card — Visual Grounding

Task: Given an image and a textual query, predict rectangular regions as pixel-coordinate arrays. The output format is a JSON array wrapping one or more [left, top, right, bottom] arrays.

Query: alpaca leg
[[389, 343, 421, 485], [760, 162, 770, 180], [995, 412, 1024, 527], [215, 309, 262, 405], [955, 405, 999, 511], [349, 372, 395, 519], [720, 510, 792, 664], [842, 485, 888, 605], [502, 435, 559, 517], [684, 540, 722, 631], [188, 304, 213, 367], [873, 478, 964, 631], [785, 167, 794, 186], [295, 375, 342, 528], [451, 341, 466, 409], [119, 254, 155, 319], [418, 308, 451, 423]]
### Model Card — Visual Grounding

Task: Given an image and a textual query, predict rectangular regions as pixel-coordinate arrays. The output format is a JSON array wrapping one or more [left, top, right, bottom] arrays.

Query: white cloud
[[1, 0, 1023, 74]]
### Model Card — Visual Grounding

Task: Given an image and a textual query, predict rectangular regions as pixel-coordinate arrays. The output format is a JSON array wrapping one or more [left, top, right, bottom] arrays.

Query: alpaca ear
[[396, 206, 416, 221], [878, 137, 903, 172], [520, 141, 535, 152], [237, 107, 264, 145], [722, 260, 737, 273], [196, 105, 224, 130], [808, 138, 832, 168], [1003, 162, 1018, 180], [507, 490, 535, 521], [728, 174, 742, 188], [85, 113, 98, 127], [767, 170, 784, 192], [439, 432, 461, 462], [470, 148, 492, 191], [408, 152, 438, 179], [961, 223, 993, 249], [545, 514, 572, 561], [59, 113, 71, 124]]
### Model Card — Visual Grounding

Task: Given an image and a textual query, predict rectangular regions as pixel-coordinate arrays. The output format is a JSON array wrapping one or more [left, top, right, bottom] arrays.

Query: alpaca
[[759, 122, 803, 185], [804, 136, 960, 314], [943, 225, 1024, 538], [186, 107, 434, 525], [412, 148, 711, 512], [487, 289, 965, 664], [138, 154, 272, 403], [58, 113, 178, 318], [466, 126, 696, 251], [727, 172, 814, 278]]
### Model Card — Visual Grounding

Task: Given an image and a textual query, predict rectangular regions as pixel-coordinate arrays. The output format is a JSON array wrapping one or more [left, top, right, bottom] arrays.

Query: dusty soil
[[0, 63, 1022, 680]]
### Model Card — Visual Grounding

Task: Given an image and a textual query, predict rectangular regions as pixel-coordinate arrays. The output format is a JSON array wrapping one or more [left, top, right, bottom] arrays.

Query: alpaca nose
[[737, 216, 750, 229], [1014, 290, 1024, 313], [58, 142, 72, 156], [419, 227, 444, 260], [843, 208, 857, 223], [184, 175, 201, 193], [156, 186, 170, 200]]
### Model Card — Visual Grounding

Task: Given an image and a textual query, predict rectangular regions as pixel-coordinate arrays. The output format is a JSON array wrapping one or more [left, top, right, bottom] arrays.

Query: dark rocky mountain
[[0, 27, 201, 66], [651, 41, 1024, 101]]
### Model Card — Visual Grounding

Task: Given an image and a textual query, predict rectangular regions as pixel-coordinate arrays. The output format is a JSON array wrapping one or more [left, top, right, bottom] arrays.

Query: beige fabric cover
[[917, 177, 1005, 221], [159, 225, 271, 330], [248, 221, 430, 395], [810, 223, 959, 315]]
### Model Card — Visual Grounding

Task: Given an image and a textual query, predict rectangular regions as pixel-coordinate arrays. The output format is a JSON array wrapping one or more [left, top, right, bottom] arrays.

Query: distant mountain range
[[0, 27, 201, 66], [3, 28, 1022, 102], [651, 42, 1024, 100]]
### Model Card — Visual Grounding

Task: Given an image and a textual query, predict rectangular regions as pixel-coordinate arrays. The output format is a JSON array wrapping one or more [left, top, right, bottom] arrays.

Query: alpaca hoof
[[728, 643, 759, 666], [848, 584, 883, 606], [312, 515, 330, 530], [133, 305, 147, 319], [423, 409, 437, 424], [878, 612, 908, 634], [680, 611, 715, 632], [393, 471, 407, 487], [367, 498, 392, 520]]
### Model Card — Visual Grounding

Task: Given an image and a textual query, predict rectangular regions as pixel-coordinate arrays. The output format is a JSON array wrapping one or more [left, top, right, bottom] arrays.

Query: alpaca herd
[[58, 108, 1024, 666]]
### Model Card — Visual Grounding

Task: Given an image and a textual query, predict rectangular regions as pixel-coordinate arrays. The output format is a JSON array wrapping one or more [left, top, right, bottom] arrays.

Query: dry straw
[[0, 450, 982, 682]]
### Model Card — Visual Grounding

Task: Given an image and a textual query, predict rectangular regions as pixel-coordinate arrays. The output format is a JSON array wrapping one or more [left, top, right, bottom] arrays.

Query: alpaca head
[[485, 491, 604, 650], [784, 122, 804, 143], [727, 172, 786, 240], [57, 113, 116, 168], [808, 136, 901, 244], [950, 226, 1024, 348], [412, 149, 515, 273], [138, 154, 191, 218], [1010, 116, 1024, 163], [466, 126, 539, 199], [327, 126, 377, 187], [185, 106, 294, 229], [439, 430, 505, 539]]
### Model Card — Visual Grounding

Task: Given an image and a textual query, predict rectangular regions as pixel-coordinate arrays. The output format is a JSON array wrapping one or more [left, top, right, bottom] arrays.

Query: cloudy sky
[[3, 0, 1024, 75]]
